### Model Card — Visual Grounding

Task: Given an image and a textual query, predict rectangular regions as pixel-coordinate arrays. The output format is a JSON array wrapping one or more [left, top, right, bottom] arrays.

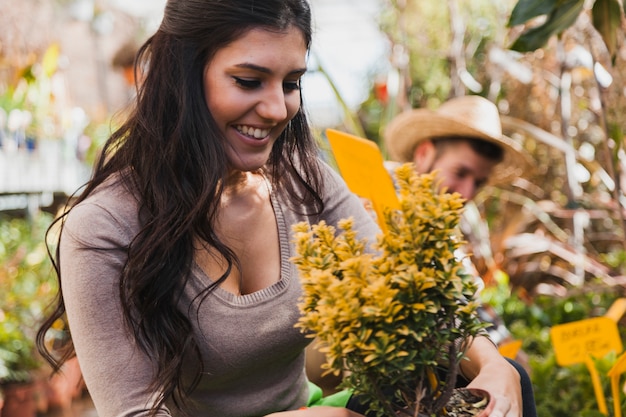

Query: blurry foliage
[[355, 0, 626, 295], [508, 0, 585, 52], [0, 212, 57, 384], [477, 0, 626, 291], [0, 43, 64, 141], [359, 0, 517, 146], [81, 116, 116, 166], [483, 280, 626, 416], [377, 0, 515, 108], [509, 0, 623, 61], [0, 0, 124, 167]]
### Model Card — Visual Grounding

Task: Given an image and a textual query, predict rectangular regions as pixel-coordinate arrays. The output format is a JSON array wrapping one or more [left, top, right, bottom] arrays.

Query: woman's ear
[[412, 140, 436, 173]]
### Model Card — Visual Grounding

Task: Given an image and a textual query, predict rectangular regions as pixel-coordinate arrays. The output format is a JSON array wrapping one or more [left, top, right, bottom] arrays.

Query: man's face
[[413, 140, 499, 201]]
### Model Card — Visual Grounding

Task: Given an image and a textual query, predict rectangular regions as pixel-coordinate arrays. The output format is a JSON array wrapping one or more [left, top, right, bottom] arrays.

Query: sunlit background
[[0, 0, 388, 208], [105, 0, 389, 124]]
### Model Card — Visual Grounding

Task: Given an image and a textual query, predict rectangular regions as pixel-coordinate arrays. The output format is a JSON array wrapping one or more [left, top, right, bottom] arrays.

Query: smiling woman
[[35, 1, 375, 416], [35, 1, 527, 416]]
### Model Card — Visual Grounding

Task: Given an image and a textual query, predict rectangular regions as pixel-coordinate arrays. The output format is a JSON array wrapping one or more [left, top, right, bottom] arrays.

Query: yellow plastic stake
[[551, 316, 623, 415], [603, 298, 626, 417], [607, 351, 626, 417], [605, 298, 626, 322], [585, 356, 609, 415], [325, 129, 400, 231]]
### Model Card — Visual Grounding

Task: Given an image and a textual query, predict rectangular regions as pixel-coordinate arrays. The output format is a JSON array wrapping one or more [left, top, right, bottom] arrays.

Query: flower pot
[[45, 357, 84, 410], [33, 377, 49, 414], [443, 388, 494, 417], [0, 382, 37, 417]]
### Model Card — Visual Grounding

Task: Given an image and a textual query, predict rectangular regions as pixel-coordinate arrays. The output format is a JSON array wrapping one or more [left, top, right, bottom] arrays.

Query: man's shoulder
[[383, 160, 402, 175]]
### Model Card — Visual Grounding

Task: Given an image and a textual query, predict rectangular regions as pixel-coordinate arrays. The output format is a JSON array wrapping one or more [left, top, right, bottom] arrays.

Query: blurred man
[[384, 95, 532, 350], [384, 95, 529, 202]]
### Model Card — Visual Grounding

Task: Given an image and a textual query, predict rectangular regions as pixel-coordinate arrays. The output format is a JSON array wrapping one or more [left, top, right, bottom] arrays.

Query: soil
[[443, 388, 491, 417]]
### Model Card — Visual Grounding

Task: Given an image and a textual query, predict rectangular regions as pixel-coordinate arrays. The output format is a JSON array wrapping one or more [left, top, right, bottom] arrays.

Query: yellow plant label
[[498, 340, 523, 359], [608, 350, 626, 377], [551, 316, 623, 366], [326, 129, 399, 229]]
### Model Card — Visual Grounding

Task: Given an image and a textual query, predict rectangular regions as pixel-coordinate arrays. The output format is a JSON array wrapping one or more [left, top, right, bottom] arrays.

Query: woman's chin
[[227, 155, 271, 173]]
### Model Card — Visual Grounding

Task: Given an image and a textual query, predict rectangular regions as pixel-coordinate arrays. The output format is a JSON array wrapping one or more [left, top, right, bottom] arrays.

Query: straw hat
[[384, 95, 532, 184]]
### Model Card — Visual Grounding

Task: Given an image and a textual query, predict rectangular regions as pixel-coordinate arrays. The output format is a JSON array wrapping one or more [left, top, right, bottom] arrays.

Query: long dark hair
[[37, 0, 321, 414]]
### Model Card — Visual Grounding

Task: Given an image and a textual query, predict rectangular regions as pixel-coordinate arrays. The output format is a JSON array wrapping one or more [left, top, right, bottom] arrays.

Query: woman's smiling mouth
[[235, 125, 271, 139]]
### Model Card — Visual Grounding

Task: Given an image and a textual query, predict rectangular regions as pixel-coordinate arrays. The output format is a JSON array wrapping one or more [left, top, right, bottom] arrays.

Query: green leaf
[[508, 0, 558, 27], [510, 0, 585, 52], [592, 0, 621, 58]]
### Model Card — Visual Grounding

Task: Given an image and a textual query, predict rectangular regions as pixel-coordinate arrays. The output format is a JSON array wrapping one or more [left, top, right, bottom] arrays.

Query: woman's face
[[204, 26, 307, 172]]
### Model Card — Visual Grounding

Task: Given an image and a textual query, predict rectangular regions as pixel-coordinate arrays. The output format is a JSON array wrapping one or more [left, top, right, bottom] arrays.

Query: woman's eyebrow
[[234, 62, 308, 76]]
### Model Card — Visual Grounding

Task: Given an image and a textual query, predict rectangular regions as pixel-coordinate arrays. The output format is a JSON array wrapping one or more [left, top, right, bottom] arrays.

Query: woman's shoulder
[[77, 173, 138, 213], [63, 173, 141, 243], [316, 158, 348, 190]]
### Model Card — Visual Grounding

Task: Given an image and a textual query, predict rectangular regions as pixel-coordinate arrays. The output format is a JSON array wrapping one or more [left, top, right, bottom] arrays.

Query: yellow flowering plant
[[292, 165, 488, 417]]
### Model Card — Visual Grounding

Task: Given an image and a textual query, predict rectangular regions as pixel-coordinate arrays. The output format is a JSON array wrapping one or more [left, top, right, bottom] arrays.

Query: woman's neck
[[224, 168, 263, 190]]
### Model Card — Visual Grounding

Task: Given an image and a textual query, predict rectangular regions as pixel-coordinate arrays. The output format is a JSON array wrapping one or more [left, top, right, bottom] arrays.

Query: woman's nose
[[257, 85, 288, 121]]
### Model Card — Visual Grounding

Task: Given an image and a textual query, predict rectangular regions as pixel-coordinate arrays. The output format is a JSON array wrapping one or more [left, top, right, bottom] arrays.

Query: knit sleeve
[[60, 186, 171, 417]]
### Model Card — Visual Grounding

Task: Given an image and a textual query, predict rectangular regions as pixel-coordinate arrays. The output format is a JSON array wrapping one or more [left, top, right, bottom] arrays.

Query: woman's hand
[[265, 406, 365, 417], [460, 336, 523, 417]]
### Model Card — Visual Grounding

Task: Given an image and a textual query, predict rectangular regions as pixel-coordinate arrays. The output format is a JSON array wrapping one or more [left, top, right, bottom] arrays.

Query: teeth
[[236, 125, 270, 139]]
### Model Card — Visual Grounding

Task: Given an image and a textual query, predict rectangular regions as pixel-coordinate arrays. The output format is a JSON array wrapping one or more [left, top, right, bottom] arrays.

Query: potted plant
[[0, 327, 40, 417], [292, 165, 491, 417], [0, 212, 58, 417]]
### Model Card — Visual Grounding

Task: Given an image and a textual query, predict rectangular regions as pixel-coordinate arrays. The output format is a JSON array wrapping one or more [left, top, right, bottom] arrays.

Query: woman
[[37, 0, 523, 416]]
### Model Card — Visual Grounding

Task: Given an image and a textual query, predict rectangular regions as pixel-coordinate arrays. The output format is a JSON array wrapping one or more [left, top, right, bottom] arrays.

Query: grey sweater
[[60, 161, 379, 417]]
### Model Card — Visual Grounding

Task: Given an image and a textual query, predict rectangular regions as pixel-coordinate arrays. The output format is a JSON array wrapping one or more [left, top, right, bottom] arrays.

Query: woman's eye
[[283, 80, 301, 92], [233, 76, 300, 92], [234, 77, 260, 89]]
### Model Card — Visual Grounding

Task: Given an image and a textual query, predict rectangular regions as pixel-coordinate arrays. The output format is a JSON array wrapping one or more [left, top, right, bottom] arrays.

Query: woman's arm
[[460, 336, 522, 417], [61, 199, 170, 417]]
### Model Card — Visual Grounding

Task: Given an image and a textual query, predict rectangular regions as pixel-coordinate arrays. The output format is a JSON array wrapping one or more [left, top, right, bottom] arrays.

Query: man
[[384, 95, 537, 416], [384, 95, 532, 343], [383, 95, 530, 202]]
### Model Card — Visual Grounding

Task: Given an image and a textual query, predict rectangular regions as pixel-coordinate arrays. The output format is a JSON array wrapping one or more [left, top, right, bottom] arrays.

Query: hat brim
[[384, 110, 533, 185]]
